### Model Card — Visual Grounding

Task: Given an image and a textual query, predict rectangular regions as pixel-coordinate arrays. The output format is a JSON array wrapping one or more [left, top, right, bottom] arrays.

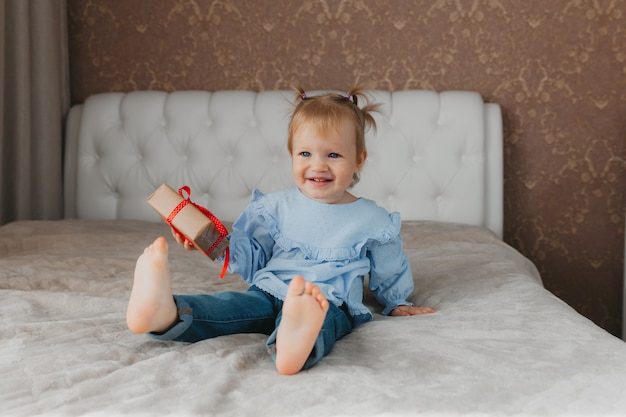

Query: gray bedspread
[[1, 219, 625, 416]]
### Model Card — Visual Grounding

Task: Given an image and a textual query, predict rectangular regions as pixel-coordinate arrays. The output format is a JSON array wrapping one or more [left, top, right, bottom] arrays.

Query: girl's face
[[291, 119, 366, 204]]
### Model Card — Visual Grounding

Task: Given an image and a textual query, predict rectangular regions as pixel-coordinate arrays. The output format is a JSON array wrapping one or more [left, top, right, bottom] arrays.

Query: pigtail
[[295, 86, 308, 102], [344, 85, 381, 135]]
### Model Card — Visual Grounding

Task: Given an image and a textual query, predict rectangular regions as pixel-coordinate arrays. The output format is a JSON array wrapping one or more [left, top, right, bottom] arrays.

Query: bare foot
[[275, 275, 329, 375], [126, 236, 178, 334]]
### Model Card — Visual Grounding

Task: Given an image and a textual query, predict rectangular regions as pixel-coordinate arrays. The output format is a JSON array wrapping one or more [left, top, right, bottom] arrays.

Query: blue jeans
[[149, 286, 356, 370]]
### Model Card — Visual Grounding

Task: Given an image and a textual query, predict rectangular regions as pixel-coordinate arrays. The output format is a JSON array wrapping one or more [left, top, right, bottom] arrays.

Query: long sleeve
[[367, 234, 414, 315], [227, 190, 276, 283]]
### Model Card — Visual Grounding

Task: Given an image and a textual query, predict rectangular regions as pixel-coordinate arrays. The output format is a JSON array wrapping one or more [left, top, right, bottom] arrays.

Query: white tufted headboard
[[64, 90, 503, 238]]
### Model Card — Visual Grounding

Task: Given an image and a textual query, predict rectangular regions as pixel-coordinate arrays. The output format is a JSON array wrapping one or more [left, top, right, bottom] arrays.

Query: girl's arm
[[368, 235, 435, 315], [171, 217, 273, 283], [367, 235, 414, 315], [226, 197, 275, 283]]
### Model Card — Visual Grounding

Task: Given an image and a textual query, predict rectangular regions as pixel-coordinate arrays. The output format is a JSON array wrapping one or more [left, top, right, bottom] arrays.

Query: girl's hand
[[390, 305, 436, 316], [170, 227, 196, 251]]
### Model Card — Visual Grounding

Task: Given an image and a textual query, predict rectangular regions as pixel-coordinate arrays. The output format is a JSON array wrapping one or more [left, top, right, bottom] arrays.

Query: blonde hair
[[287, 86, 380, 186]]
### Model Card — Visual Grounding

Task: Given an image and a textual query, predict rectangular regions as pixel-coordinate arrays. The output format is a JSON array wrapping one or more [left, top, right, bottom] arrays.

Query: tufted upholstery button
[[73, 90, 497, 233]]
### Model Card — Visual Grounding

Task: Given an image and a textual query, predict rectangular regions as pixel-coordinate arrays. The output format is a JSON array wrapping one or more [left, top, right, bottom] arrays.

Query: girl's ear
[[356, 150, 367, 172]]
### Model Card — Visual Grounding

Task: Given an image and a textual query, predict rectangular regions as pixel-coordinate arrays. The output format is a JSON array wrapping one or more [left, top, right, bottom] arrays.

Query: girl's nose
[[311, 160, 328, 172], [310, 155, 328, 171]]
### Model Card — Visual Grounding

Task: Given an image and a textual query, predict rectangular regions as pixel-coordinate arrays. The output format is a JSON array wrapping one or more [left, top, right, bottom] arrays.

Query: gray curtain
[[0, 0, 70, 225]]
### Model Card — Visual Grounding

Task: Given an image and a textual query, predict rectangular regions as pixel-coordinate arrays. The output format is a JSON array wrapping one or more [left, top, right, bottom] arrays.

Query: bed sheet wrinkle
[[3, 219, 626, 416]]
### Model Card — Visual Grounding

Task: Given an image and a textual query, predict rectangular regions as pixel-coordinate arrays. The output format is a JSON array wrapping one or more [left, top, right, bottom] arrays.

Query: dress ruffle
[[228, 188, 414, 320], [249, 189, 402, 262]]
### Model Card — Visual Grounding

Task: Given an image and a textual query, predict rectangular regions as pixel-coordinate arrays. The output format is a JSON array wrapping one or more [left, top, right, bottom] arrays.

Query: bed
[[2, 90, 626, 416]]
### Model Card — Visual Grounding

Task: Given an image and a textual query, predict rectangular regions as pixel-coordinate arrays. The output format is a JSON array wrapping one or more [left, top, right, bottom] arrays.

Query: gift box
[[147, 183, 230, 261]]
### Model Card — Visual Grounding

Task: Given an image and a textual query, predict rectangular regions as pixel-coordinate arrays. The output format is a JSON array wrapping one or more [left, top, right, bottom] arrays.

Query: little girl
[[126, 86, 435, 375]]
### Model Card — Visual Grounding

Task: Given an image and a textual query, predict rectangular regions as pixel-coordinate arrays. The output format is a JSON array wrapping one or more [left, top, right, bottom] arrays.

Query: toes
[[286, 276, 329, 312], [311, 285, 322, 297], [310, 284, 322, 298], [154, 236, 168, 251], [287, 275, 306, 296], [309, 284, 329, 311], [304, 281, 315, 295]]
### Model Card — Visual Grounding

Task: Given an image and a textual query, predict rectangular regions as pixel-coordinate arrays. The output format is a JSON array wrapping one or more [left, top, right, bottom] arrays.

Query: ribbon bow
[[166, 186, 230, 279]]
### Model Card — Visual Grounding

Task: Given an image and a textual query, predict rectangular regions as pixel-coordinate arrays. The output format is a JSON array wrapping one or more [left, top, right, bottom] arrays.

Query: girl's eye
[[299, 151, 311, 157], [328, 153, 341, 158]]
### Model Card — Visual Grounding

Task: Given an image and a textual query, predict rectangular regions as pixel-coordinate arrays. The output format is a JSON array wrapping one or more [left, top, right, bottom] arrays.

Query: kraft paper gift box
[[147, 183, 229, 260]]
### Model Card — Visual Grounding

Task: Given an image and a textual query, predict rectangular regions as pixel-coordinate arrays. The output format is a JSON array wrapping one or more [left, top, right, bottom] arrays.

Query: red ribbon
[[166, 186, 230, 279]]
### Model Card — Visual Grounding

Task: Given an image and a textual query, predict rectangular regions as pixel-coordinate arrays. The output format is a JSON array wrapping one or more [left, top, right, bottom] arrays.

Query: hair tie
[[345, 92, 358, 106], [300, 92, 308, 100]]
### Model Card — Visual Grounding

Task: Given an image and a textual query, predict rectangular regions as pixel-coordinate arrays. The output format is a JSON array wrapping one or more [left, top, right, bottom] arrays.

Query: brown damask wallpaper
[[66, 0, 625, 336]]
